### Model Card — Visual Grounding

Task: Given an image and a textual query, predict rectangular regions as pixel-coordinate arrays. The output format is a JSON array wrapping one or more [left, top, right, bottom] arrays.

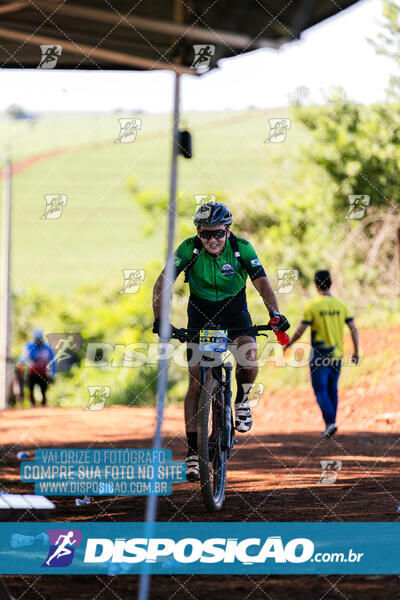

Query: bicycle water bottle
[[269, 316, 290, 346]]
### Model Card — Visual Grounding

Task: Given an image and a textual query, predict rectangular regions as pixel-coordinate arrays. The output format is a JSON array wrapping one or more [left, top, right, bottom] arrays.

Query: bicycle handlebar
[[170, 322, 289, 346]]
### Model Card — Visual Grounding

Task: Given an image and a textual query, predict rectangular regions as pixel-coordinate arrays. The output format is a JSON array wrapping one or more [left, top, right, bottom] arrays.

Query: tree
[[294, 101, 400, 215], [291, 1, 400, 301], [6, 104, 27, 119], [293, 101, 400, 301], [369, 0, 400, 99]]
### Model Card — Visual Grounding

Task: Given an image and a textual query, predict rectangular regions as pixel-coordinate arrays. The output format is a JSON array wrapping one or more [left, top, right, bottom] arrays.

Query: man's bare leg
[[234, 335, 258, 432], [183, 364, 203, 480]]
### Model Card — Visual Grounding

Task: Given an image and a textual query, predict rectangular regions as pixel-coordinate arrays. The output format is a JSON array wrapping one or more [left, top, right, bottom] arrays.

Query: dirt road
[[1, 326, 399, 598]]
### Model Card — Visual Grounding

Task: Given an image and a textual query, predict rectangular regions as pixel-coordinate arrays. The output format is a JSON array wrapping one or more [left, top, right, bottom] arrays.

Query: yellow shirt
[[302, 295, 353, 359]]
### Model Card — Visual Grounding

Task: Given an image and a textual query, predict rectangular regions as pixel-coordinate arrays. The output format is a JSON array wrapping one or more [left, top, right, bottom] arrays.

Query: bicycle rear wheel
[[198, 377, 227, 511]]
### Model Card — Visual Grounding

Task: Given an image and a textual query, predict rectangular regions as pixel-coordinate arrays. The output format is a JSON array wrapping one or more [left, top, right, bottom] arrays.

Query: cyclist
[[152, 202, 289, 480], [18, 328, 56, 406], [284, 270, 359, 439]]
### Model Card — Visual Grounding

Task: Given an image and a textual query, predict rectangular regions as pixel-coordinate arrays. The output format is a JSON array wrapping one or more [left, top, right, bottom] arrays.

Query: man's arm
[[285, 322, 309, 348], [252, 276, 279, 315], [152, 269, 179, 335], [347, 319, 360, 362], [153, 239, 188, 320], [152, 271, 166, 318]]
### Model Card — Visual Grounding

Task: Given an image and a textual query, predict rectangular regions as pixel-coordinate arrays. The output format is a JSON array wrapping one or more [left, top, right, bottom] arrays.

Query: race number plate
[[199, 329, 228, 352]]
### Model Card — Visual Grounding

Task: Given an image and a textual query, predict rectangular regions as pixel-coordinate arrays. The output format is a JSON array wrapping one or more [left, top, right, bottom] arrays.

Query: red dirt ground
[[1, 327, 399, 598]]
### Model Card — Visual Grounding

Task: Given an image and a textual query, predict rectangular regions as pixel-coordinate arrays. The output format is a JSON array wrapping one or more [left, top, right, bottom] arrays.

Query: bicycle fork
[[221, 361, 233, 455]]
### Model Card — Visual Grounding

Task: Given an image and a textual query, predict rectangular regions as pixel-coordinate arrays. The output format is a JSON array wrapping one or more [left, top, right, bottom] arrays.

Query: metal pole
[[137, 70, 181, 600], [0, 151, 12, 409], [0, 577, 15, 600]]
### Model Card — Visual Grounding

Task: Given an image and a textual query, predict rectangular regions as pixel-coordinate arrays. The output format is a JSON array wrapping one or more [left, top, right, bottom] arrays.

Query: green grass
[[4, 109, 399, 407], [9, 146, 158, 292], [1, 109, 307, 292]]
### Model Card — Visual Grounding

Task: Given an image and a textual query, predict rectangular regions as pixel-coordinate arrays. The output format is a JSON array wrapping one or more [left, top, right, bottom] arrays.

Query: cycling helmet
[[193, 202, 232, 227]]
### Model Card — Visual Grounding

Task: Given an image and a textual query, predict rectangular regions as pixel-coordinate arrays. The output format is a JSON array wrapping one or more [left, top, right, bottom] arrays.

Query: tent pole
[[137, 70, 181, 600], [0, 150, 12, 410]]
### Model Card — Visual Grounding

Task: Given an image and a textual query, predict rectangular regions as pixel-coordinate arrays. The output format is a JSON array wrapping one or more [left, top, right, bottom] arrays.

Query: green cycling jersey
[[173, 234, 266, 302]]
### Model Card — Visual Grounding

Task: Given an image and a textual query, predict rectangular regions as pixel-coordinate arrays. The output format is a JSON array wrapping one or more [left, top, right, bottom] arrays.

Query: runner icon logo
[[85, 386, 110, 411], [38, 45, 62, 69], [242, 383, 265, 408], [193, 194, 216, 218], [265, 119, 291, 143], [275, 269, 299, 294], [41, 195, 67, 219], [319, 460, 342, 484], [120, 269, 146, 294], [191, 45, 215, 71], [46, 333, 82, 373], [115, 118, 142, 143], [346, 195, 370, 220], [42, 529, 82, 567]]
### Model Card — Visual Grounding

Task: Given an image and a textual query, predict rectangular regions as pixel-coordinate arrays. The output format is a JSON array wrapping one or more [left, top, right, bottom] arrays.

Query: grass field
[[0, 109, 307, 291], [3, 108, 398, 406]]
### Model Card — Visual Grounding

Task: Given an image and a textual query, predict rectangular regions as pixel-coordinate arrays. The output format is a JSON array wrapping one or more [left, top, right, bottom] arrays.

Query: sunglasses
[[198, 229, 226, 240]]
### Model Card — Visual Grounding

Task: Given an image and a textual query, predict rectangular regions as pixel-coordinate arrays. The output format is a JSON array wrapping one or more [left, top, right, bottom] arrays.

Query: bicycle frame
[[170, 323, 277, 510], [172, 323, 274, 456], [168, 322, 286, 510], [199, 355, 234, 456]]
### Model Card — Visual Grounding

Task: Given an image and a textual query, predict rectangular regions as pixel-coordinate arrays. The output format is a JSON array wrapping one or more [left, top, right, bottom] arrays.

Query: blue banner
[[20, 449, 185, 496], [0, 522, 399, 574]]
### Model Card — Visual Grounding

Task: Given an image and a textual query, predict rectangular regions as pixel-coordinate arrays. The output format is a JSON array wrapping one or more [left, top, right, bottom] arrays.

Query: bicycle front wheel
[[198, 377, 227, 511]]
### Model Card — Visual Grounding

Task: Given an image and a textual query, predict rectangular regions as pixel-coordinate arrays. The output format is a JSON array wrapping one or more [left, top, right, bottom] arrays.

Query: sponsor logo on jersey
[[251, 259, 261, 267], [221, 263, 235, 276]]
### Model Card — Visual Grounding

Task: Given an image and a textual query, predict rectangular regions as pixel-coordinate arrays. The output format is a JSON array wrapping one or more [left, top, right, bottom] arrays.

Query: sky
[[0, 0, 393, 113]]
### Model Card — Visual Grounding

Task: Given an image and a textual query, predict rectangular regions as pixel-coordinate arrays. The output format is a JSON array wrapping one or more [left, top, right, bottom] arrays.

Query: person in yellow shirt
[[284, 270, 359, 439]]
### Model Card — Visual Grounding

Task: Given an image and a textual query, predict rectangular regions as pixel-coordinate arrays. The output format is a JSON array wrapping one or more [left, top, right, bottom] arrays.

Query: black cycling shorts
[[185, 295, 255, 365], [187, 310, 254, 336]]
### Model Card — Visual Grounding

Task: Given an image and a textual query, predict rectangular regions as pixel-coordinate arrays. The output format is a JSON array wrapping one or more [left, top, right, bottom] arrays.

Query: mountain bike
[[171, 322, 287, 512]]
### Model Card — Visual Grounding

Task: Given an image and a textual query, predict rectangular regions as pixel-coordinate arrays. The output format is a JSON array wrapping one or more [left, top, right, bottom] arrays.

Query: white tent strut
[[0, 151, 12, 409], [137, 71, 181, 600]]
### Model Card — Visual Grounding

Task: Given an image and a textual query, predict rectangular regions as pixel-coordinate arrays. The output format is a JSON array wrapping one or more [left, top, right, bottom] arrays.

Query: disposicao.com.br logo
[[84, 536, 316, 565], [83, 536, 364, 566]]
